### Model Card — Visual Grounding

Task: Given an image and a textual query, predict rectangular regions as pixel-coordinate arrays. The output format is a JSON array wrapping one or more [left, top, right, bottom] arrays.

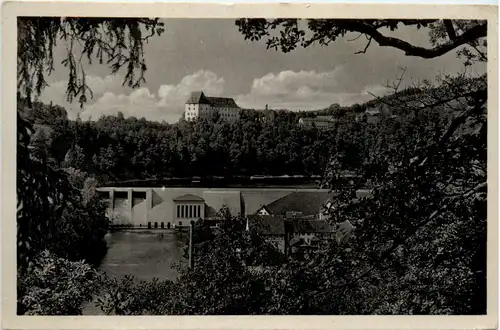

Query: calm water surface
[[83, 230, 183, 315]]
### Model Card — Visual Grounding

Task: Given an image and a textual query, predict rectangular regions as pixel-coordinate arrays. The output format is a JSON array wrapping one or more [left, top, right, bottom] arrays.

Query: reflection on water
[[101, 230, 183, 281], [83, 230, 183, 315]]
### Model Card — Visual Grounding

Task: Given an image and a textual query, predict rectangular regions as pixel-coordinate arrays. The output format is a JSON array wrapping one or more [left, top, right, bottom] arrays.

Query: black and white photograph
[[5, 2, 497, 324]]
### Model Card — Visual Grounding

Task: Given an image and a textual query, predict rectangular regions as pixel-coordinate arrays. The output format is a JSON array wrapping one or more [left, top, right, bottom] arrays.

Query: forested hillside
[[20, 101, 367, 183], [22, 80, 467, 187]]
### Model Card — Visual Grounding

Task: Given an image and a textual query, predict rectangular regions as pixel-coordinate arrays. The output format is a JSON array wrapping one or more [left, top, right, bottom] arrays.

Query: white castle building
[[184, 91, 241, 122]]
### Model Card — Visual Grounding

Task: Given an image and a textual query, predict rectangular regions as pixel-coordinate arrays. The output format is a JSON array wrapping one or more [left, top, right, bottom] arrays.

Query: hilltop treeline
[[24, 81, 464, 187], [23, 83, 462, 186], [23, 102, 377, 184]]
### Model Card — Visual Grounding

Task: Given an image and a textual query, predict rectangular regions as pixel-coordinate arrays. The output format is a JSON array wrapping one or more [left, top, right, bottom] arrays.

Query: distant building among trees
[[354, 103, 394, 124], [298, 116, 336, 129], [185, 91, 241, 122]]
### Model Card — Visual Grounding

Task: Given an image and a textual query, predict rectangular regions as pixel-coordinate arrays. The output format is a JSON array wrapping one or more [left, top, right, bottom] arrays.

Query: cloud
[[39, 68, 391, 123], [360, 84, 392, 98], [236, 69, 391, 110], [157, 70, 225, 107], [248, 69, 342, 97], [38, 80, 69, 108], [39, 74, 128, 116], [40, 70, 226, 123], [81, 88, 159, 120]]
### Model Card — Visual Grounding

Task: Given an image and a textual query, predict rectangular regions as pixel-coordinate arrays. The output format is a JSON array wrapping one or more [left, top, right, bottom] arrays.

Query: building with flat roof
[[97, 187, 335, 229], [185, 91, 241, 122], [97, 185, 372, 231]]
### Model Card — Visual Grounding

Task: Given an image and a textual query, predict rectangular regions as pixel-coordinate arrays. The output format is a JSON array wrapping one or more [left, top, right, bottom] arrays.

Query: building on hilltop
[[298, 116, 336, 129], [185, 91, 241, 122]]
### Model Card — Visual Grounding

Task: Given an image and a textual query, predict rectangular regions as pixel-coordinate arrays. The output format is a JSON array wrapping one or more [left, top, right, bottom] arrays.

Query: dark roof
[[264, 192, 332, 216], [247, 215, 332, 236], [257, 205, 272, 215], [185, 91, 239, 108], [186, 91, 211, 105], [247, 215, 285, 235], [206, 97, 239, 108], [292, 220, 332, 233], [172, 194, 205, 202]]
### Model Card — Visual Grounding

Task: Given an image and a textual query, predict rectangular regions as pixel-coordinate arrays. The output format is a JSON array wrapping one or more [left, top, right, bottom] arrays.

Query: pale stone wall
[[98, 187, 332, 229], [184, 104, 240, 122]]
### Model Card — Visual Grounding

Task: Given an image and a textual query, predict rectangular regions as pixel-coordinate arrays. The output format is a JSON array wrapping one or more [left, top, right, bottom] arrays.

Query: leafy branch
[[17, 17, 165, 108], [236, 19, 487, 62]]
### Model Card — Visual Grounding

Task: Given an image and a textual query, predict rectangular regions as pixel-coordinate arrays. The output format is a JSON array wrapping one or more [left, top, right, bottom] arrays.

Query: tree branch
[[443, 20, 457, 41], [471, 44, 488, 62], [354, 36, 372, 54], [351, 22, 487, 59], [347, 33, 363, 42]]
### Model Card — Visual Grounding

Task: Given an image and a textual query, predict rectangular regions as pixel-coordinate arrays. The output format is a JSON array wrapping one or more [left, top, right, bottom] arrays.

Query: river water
[[83, 229, 183, 315]]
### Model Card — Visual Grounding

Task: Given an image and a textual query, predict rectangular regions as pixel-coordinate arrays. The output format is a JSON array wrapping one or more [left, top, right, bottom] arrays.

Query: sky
[[39, 19, 486, 123]]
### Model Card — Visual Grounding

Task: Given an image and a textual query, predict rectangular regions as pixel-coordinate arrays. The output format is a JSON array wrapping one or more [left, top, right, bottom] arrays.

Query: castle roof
[[186, 91, 240, 108], [186, 91, 211, 105], [206, 97, 239, 108]]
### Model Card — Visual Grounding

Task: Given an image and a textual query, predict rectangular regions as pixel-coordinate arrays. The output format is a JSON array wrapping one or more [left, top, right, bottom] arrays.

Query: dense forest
[[20, 78, 464, 188], [22, 101, 370, 183], [21, 82, 452, 186]]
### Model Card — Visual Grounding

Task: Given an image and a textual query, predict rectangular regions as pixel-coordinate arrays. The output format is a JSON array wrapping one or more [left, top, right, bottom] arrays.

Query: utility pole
[[189, 220, 195, 269], [283, 220, 291, 259]]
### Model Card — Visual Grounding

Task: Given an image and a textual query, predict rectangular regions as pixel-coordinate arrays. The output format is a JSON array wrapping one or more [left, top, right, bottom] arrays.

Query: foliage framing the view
[[17, 17, 163, 264], [16, 17, 163, 315], [235, 19, 487, 64], [16, 17, 488, 315], [17, 17, 164, 107]]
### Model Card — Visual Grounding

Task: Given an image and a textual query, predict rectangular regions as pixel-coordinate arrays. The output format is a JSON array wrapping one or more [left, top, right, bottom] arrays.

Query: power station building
[[97, 186, 372, 230], [97, 187, 333, 229]]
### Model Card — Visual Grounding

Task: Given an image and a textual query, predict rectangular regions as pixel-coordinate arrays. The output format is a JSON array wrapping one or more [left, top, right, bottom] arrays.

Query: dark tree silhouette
[[235, 19, 487, 62]]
